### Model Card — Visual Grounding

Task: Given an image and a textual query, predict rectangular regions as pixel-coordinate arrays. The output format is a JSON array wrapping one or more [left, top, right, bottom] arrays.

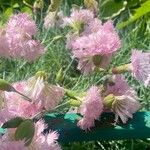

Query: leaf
[[2, 117, 24, 129], [15, 120, 35, 146], [21, 6, 32, 14], [117, 0, 150, 29], [100, 0, 127, 19]]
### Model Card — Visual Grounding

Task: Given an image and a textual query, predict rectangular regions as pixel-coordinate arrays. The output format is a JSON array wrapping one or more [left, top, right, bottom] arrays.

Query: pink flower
[[77, 54, 112, 75], [24, 75, 65, 111], [4, 81, 40, 119], [82, 18, 102, 35], [131, 50, 150, 87], [0, 140, 27, 150], [4, 13, 45, 61], [78, 86, 103, 130], [29, 120, 61, 150], [72, 21, 121, 58], [19, 40, 45, 62], [105, 75, 140, 123], [62, 8, 94, 28], [6, 13, 37, 37], [1, 75, 64, 122]]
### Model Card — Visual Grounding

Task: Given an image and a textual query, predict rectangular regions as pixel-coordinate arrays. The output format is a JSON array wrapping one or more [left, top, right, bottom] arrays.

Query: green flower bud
[[103, 94, 116, 108], [69, 99, 81, 107], [35, 71, 48, 80], [48, 0, 62, 12]]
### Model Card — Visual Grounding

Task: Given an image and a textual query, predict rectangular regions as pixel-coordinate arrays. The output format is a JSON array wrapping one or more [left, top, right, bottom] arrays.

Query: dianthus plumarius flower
[[24, 71, 65, 111], [0, 13, 45, 61], [72, 21, 121, 58], [29, 120, 61, 150], [0, 72, 65, 124], [62, 8, 94, 33], [71, 20, 121, 74], [0, 120, 61, 150], [130, 50, 150, 87], [112, 50, 150, 87], [78, 86, 103, 130], [103, 75, 140, 124]]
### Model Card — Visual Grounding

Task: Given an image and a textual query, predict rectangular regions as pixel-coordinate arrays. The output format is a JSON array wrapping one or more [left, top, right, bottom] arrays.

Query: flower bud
[[48, 0, 62, 12], [84, 0, 98, 13], [103, 94, 115, 108], [112, 64, 132, 74], [35, 71, 48, 81], [33, 0, 44, 13], [69, 99, 81, 107]]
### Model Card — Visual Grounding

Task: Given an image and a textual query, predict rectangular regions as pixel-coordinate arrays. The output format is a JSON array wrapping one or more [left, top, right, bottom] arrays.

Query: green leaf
[[100, 0, 127, 19], [2, 117, 24, 129], [4, 7, 13, 17], [21, 6, 32, 14], [15, 120, 35, 146], [117, 0, 150, 29]]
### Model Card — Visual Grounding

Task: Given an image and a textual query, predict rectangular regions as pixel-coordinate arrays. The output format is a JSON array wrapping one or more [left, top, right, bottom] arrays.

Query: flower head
[[4, 13, 45, 61], [131, 50, 150, 87], [72, 21, 121, 58], [104, 75, 140, 123], [29, 120, 61, 150], [78, 86, 103, 130], [0, 140, 27, 150], [63, 8, 94, 32], [24, 72, 65, 111]]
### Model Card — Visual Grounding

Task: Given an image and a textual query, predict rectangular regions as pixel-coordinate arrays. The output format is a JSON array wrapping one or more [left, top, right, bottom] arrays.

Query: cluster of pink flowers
[[0, 120, 61, 150], [0, 13, 45, 61], [63, 8, 121, 74]]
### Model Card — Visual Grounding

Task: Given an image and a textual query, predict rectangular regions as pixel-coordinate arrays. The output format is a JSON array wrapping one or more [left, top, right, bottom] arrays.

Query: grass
[[0, 4, 150, 150]]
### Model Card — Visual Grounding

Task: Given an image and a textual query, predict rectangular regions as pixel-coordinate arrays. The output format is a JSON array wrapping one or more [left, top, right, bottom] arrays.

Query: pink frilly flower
[[131, 50, 150, 87], [62, 8, 94, 28], [1, 130, 27, 149], [77, 54, 112, 75], [105, 75, 140, 123], [3, 13, 45, 61], [78, 86, 103, 130], [72, 21, 121, 58], [29, 120, 61, 150], [0, 75, 64, 124], [70, 21, 121, 74], [4, 81, 41, 119], [0, 140, 27, 150], [24, 75, 65, 111]]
